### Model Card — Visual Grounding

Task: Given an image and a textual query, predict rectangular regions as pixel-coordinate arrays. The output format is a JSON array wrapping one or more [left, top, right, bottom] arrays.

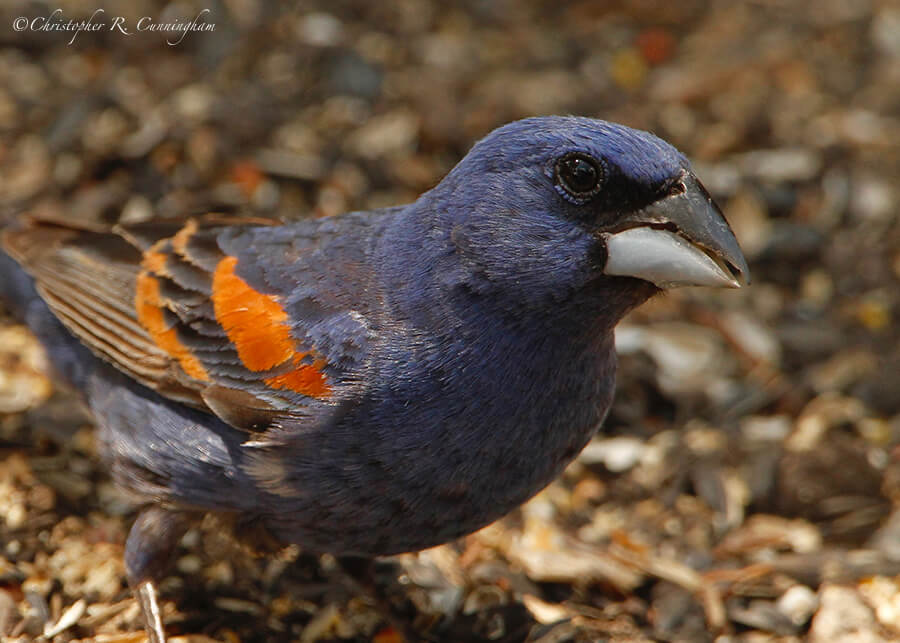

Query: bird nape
[[0, 116, 748, 642]]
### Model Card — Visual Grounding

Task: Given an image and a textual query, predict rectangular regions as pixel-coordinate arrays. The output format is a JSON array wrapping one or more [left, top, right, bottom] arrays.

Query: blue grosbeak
[[0, 116, 748, 641]]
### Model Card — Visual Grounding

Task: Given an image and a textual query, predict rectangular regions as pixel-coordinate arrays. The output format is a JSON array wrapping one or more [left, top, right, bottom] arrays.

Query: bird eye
[[555, 153, 604, 202]]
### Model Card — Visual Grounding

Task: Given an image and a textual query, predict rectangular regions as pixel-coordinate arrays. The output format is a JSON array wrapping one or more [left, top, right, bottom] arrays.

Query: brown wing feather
[[2, 221, 207, 407], [2, 215, 302, 432]]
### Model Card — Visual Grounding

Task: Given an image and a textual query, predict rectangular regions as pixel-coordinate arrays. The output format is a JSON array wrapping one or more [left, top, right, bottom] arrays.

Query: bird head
[[423, 117, 748, 317]]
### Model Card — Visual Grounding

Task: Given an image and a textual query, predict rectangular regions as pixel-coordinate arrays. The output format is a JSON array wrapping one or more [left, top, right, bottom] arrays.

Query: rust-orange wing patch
[[211, 255, 330, 398], [131, 218, 331, 406], [135, 271, 209, 382], [5, 214, 334, 431], [211, 255, 294, 371]]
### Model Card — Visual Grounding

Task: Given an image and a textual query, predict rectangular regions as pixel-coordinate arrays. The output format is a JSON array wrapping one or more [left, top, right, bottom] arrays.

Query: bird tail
[[0, 241, 37, 322], [0, 232, 93, 390]]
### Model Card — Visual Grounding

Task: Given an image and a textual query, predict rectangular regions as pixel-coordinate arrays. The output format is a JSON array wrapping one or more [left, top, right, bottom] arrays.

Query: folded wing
[[2, 213, 376, 432]]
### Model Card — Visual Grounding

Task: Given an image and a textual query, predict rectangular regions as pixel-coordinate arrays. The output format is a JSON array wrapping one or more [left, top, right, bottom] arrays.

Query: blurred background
[[0, 0, 898, 641]]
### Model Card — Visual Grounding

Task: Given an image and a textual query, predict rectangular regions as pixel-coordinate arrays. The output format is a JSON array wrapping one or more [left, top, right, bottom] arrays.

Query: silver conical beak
[[602, 172, 749, 289]]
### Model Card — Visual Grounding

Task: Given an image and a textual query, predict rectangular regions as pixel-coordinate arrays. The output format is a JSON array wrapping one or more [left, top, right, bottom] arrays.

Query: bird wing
[[2, 213, 378, 432]]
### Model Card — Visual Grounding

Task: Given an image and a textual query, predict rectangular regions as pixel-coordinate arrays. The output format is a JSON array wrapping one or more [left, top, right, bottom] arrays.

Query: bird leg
[[124, 507, 193, 643], [133, 580, 166, 643]]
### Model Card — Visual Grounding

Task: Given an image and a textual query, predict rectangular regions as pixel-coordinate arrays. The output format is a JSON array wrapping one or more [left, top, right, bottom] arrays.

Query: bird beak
[[601, 171, 750, 289]]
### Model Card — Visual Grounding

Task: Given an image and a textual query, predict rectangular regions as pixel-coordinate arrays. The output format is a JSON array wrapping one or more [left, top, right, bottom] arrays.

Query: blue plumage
[[0, 116, 747, 640]]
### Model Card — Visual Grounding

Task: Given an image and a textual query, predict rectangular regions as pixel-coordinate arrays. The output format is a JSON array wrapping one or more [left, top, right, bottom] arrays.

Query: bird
[[0, 116, 748, 642]]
